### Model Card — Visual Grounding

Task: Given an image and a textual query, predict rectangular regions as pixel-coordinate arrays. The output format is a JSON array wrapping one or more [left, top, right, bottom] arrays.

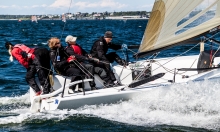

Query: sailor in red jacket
[[5, 42, 53, 96]]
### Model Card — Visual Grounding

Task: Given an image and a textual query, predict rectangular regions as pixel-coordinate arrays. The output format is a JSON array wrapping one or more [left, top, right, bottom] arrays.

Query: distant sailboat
[[62, 14, 66, 22], [31, 15, 38, 23]]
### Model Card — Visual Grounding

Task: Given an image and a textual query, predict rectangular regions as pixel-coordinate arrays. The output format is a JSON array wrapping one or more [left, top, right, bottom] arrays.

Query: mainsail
[[136, 0, 220, 58]]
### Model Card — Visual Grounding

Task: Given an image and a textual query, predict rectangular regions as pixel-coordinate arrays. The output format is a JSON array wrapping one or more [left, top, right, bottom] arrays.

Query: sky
[[0, 0, 155, 15]]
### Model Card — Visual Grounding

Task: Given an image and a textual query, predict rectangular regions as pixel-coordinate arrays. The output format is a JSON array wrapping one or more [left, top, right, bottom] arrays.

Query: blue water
[[0, 20, 220, 132]]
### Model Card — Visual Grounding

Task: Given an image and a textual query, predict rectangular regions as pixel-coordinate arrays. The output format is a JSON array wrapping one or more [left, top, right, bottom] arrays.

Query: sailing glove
[[122, 44, 128, 50], [89, 58, 99, 63], [67, 56, 76, 63]]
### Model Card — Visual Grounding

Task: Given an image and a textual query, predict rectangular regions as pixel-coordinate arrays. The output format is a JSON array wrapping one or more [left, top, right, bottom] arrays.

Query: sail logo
[[55, 99, 59, 104]]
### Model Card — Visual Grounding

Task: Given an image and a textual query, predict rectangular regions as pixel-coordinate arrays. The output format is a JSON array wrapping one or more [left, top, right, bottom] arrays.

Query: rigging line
[[131, 51, 161, 81], [37, 65, 64, 77], [62, 52, 107, 88], [37, 65, 88, 78], [139, 31, 220, 78], [50, 48, 97, 86], [122, 31, 220, 87], [65, 59, 107, 89], [121, 48, 127, 61], [127, 48, 154, 61], [148, 32, 220, 77], [60, 0, 73, 40], [63, 51, 92, 76], [154, 58, 197, 75], [119, 53, 156, 83], [32, 7, 72, 88], [116, 48, 128, 80], [211, 45, 220, 65], [63, 52, 94, 77], [40, 47, 59, 88], [134, 52, 160, 81]]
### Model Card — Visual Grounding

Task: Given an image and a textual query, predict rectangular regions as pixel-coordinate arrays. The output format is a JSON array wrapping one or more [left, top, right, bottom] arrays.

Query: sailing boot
[[104, 79, 114, 88], [89, 79, 97, 90], [113, 80, 123, 86]]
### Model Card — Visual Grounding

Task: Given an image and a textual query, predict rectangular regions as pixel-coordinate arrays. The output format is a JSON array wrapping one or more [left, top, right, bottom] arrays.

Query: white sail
[[62, 14, 66, 22], [138, 0, 220, 57], [31, 15, 38, 23]]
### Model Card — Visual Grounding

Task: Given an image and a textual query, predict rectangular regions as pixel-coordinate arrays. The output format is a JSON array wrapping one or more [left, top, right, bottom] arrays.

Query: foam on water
[[1, 79, 220, 130], [0, 92, 30, 105], [78, 79, 220, 130]]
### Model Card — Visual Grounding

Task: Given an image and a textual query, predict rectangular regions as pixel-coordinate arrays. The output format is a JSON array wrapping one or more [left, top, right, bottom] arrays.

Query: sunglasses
[[55, 42, 61, 45]]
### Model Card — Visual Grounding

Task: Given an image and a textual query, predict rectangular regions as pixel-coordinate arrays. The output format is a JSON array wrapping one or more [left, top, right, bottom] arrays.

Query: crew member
[[65, 35, 110, 89], [90, 31, 128, 86], [48, 37, 82, 92], [5, 42, 52, 96]]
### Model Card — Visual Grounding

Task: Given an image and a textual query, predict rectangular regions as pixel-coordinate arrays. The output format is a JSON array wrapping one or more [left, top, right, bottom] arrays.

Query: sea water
[[0, 20, 220, 131]]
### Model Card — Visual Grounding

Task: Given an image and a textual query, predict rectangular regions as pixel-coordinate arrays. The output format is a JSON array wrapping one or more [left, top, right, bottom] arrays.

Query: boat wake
[[77, 79, 220, 130], [0, 80, 220, 130]]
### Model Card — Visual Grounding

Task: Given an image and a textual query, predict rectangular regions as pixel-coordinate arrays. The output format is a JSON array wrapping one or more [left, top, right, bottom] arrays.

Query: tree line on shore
[[0, 11, 150, 20]]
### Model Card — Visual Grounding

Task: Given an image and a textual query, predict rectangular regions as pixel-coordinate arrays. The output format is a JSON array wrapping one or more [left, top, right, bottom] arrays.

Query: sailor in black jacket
[[48, 37, 82, 91], [90, 31, 128, 85], [65, 35, 110, 89]]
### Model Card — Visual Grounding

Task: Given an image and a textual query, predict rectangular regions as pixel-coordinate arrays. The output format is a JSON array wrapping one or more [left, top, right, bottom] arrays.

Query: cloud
[[0, 5, 9, 8], [49, 0, 72, 8], [49, 0, 126, 9], [100, 0, 127, 8], [74, 0, 126, 9], [0, 4, 47, 9], [74, 2, 97, 8], [141, 4, 153, 8], [41, 4, 47, 7], [0, 5, 21, 9], [32, 5, 40, 8], [31, 4, 47, 8]]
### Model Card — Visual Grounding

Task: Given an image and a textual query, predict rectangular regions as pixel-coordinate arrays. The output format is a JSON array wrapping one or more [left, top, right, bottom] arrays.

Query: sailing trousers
[[95, 52, 123, 82], [76, 63, 96, 87], [75, 62, 109, 87], [26, 48, 51, 94], [94, 62, 116, 82], [64, 66, 82, 89]]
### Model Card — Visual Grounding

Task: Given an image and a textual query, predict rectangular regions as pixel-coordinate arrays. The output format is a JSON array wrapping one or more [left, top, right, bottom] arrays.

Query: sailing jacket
[[90, 36, 122, 61], [49, 46, 75, 74], [65, 44, 90, 62], [12, 44, 35, 68]]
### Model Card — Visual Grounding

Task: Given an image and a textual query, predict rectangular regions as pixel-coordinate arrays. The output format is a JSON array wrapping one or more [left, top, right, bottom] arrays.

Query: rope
[[40, 0, 73, 90], [62, 51, 108, 88], [121, 31, 220, 88], [60, 0, 72, 40]]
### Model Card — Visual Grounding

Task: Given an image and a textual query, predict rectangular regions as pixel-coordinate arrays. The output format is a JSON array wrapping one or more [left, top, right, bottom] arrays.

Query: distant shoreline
[[0, 18, 149, 21]]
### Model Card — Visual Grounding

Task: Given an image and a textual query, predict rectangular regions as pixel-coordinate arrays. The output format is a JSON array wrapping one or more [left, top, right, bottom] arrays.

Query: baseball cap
[[65, 35, 77, 43], [104, 31, 113, 38]]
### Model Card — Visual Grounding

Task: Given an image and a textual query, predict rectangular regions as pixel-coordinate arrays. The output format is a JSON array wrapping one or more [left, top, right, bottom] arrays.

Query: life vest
[[11, 44, 35, 68], [71, 45, 82, 55], [14, 44, 35, 54]]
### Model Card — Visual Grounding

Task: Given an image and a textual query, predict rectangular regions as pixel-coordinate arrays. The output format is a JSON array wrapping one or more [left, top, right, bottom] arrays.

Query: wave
[[0, 73, 220, 130], [77, 79, 220, 130]]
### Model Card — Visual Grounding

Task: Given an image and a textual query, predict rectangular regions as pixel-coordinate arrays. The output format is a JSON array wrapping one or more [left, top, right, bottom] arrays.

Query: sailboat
[[30, 0, 220, 113], [31, 15, 38, 23], [62, 13, 66, 22]]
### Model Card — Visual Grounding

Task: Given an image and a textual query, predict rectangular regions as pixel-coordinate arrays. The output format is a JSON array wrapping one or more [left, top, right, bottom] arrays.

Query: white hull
[[30, 54, 220, 112]]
